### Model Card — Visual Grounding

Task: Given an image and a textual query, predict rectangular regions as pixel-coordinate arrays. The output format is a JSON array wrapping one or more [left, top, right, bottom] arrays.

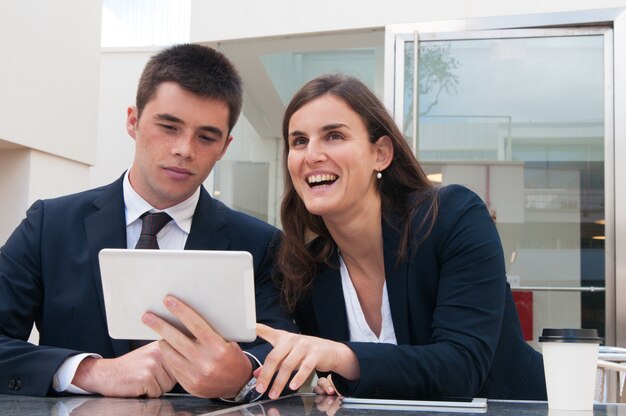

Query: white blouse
[[339, 255, 398, 344]]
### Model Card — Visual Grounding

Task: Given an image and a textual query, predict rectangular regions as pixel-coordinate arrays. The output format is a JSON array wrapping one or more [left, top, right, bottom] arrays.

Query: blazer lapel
[[84, 175, 129, 356], [184, 187, 231, 250], [382, 218, 411, 345], [312, 252, 350, 342]]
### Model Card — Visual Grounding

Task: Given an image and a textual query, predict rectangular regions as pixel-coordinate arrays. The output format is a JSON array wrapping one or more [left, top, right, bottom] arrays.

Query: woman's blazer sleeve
[[333, 185, 508, 399]]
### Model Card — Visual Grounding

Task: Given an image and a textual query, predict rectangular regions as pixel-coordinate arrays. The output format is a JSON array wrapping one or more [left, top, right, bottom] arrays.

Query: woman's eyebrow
[[320, 123, 349, 132]]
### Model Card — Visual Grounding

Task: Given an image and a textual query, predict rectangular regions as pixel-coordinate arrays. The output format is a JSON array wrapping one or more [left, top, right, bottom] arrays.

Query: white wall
[[0, 1, 102, 165], [91, 49, 157, 187], [0, 1, 102, 245], [0, 148, 90, 253], [190, 0, 626, 41], [28, 151, 90, 203], [0, 150, 30, 243]]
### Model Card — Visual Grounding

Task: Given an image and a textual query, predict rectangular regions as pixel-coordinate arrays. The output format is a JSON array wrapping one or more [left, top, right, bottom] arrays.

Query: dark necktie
[[130, 212, 172, 350], [135, 212, 172, 249]]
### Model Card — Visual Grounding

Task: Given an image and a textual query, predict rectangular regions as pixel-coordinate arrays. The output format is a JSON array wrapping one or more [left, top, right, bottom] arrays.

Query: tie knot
[[135, 212, 172, 249], [139, 212, 172, 236]]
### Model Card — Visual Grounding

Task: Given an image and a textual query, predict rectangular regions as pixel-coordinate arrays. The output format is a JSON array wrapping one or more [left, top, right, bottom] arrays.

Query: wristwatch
[[220, 353, 263, 403]]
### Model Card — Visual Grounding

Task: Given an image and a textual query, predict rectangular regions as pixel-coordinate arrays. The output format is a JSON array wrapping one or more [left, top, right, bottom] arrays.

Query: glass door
[[387, 26, 613, 348]]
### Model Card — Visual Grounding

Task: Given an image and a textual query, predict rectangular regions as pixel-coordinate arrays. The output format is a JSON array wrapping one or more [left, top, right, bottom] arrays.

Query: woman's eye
[[328, 132, 343, 141], [292, 137, 308, 147]]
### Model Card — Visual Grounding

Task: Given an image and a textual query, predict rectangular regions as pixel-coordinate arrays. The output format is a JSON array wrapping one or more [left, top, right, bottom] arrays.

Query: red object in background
[[513, 291, 533, 341]]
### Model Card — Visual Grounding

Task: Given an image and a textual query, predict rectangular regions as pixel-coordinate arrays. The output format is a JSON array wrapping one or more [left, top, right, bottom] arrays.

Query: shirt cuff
[[220, 352, 263, 403], [53, 353, 102, 394], [243, 351, 262, 371]]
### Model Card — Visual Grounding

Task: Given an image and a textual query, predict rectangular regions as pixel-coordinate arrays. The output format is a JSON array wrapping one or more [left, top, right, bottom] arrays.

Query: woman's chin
[[303, 202, 332, 218]]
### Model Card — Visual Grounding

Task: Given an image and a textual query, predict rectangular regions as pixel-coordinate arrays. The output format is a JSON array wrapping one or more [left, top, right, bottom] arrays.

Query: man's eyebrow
[[198, 125, 224, 137], [155, 113, 183, 124], [155, 113, 224, 137]]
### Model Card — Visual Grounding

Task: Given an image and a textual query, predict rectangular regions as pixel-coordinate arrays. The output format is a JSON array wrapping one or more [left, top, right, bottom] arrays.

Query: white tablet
[[99, 249, 256, 342]]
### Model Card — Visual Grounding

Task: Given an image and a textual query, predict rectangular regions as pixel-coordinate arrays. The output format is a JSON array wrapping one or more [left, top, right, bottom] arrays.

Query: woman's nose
[[305, 139, 326, 164]]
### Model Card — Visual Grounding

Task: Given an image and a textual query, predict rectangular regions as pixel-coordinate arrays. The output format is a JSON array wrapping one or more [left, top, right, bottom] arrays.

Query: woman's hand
[[254, 324, 359, 399], [314, 393, 342, 416], [314, 375, 337, 396]]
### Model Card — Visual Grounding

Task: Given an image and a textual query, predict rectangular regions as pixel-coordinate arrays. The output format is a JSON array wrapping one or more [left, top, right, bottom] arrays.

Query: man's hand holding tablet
[[98, 249, 259, 398], [142, 295, 252, 398]]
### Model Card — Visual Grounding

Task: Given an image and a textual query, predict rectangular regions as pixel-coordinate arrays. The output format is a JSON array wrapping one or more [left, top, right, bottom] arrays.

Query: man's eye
[[199, 135, 218, 143], [158, 123, 177, 131]]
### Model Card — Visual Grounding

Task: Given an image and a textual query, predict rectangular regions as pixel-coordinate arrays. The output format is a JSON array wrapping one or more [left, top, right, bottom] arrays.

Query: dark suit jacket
[[294, 185, 547, 400], [0, 174, 296, 396]]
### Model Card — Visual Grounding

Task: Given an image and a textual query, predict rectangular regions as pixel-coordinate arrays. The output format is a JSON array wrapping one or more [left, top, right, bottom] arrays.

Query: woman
[[254, 74, 547, 401]]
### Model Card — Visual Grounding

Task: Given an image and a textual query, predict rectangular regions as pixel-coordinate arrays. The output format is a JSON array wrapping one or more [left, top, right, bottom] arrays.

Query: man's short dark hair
[[136, 43, 243, 132]]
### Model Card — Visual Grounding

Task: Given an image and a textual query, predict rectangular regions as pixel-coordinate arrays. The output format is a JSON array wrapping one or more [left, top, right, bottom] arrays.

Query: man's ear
[[126, 106, 139, 139], [375, 135, 394, 170], [216, 135, 234, 160]]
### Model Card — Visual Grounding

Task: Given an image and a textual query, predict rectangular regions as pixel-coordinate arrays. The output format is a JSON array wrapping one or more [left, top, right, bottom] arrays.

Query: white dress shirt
[[53, 170, 199, 393], [339, 255, 398, 344]]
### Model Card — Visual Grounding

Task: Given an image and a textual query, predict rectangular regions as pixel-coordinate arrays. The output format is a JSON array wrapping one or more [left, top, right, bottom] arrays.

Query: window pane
[[405, 34, 606, 344], [217, 31, 384, 227]]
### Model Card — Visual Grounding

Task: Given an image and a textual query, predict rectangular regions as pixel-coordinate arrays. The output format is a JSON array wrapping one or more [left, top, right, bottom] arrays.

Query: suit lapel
[[84, 175, 129, 356], [85, 182, 229, 356], [382, 218, 411, 345], [184, 188, 231, 250], [311, 220, 412, 345], [312, 252, 350, 342]]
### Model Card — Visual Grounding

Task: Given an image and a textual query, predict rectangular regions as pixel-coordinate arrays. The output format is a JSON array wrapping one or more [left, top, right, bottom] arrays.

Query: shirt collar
[[122, 169, 199, 234]]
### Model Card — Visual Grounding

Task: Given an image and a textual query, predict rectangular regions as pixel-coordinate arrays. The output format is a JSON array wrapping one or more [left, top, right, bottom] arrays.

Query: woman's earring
[[376, 171, 383, 179]]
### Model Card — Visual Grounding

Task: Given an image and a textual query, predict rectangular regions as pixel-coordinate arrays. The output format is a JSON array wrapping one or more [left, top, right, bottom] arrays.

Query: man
[[0, 44, 296, 399]]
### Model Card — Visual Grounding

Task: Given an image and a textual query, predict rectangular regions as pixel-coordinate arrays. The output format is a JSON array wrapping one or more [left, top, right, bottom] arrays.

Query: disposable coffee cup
[[539, 328, 602, 411]]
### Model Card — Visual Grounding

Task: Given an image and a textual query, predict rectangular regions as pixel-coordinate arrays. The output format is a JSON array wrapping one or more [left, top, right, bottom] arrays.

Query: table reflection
[[1, 393, 625, 416], [59, 397, 178, 416]]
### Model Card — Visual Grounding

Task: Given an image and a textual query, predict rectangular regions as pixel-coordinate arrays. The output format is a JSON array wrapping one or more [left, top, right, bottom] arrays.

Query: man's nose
[[172, 134, 195, 159]]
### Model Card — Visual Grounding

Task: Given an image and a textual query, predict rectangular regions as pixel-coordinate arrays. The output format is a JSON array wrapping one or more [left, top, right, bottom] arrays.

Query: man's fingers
[[162, 296, 222, 345], [142, 311, 181, 340], [152, 348, 177, 393], [143, 377, 164, 398], [157, 340, 181, 375], [156, 338, 193, 384]]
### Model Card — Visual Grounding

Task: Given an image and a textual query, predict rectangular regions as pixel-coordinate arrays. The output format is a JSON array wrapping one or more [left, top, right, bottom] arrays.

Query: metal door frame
[[384, 8, 626, 352]]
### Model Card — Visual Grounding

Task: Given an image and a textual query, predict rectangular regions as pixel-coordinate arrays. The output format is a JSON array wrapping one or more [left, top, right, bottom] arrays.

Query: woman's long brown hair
[[278, 74, 438, 312]]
